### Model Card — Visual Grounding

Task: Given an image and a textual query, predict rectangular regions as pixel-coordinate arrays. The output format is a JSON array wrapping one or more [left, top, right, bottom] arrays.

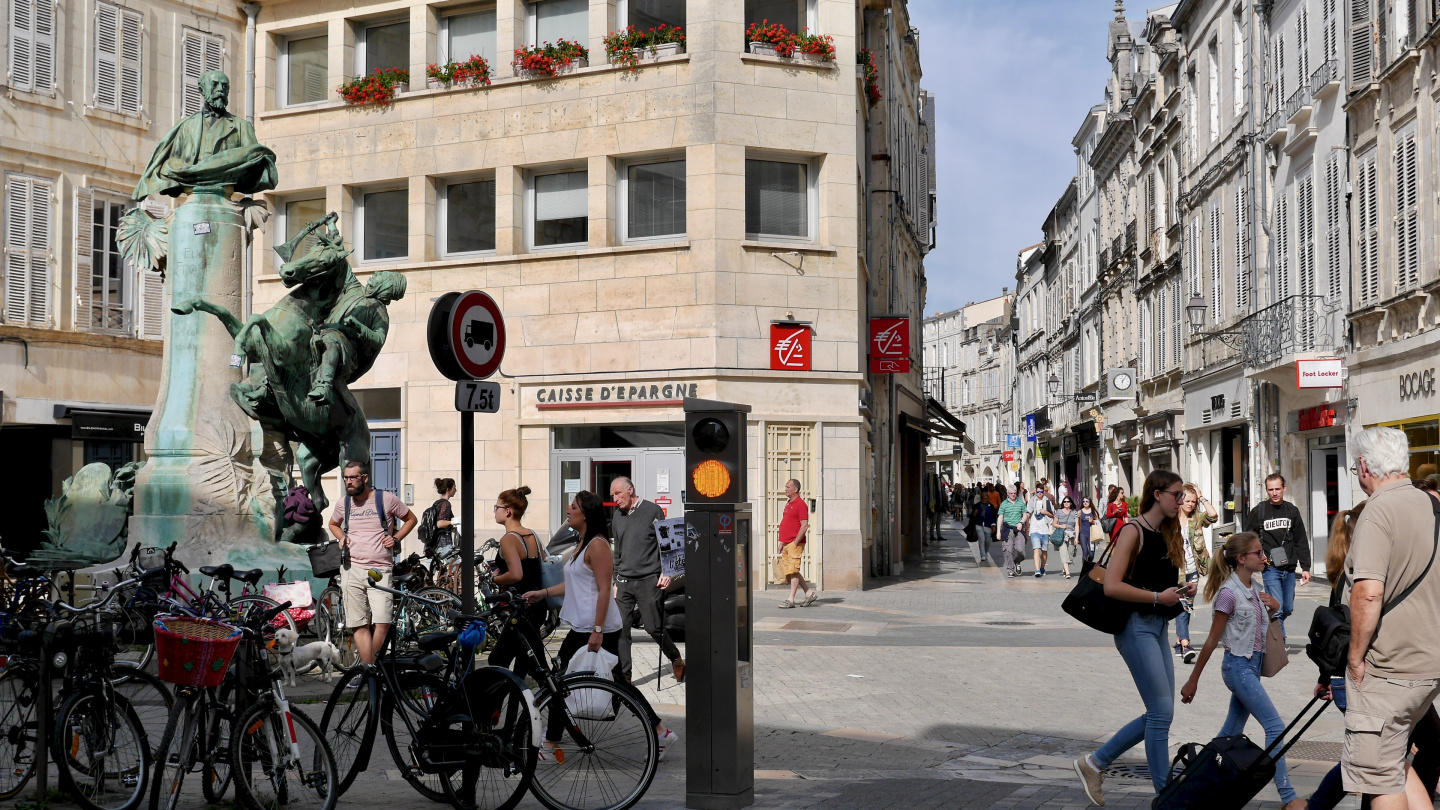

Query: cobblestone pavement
[[118, 518, 1378, 809]]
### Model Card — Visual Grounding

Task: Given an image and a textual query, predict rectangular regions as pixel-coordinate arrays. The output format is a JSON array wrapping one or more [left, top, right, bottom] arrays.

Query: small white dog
[[273, 628, 340, 686]]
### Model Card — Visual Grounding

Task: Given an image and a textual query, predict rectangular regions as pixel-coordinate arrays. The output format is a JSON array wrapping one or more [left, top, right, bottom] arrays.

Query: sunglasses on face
[[1238, 549, 1267, 561]]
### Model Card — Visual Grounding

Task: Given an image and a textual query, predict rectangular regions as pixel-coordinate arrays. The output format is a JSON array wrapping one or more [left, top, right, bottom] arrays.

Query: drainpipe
[[242, 3, 260, 319]]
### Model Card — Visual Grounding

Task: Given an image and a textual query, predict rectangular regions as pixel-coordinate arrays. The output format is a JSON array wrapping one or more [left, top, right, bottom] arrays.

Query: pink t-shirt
[[342, 490, 411, 569]]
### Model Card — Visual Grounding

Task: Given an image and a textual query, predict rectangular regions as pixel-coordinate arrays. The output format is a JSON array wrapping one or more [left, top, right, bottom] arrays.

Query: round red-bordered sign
[[448, 290, 506, 380]]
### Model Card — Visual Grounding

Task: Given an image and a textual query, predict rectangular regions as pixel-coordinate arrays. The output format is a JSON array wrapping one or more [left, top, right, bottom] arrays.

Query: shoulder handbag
[[1305, 506, 1440, 677], [1062, 524, 1141, 634], [1049, 528, 1067, 549], [1100, 514, 1118, 535], [1261, 615, 1289, 677], [539, 556, 566, 609]]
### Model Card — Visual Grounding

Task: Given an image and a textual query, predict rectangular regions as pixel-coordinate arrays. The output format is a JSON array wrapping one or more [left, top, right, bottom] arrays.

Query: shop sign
[[1036, 445, 1050, 459], [1002, 450, 1014, 462], [770, 324, 811, 371], [1400, 368, 1437, 401], [70, 410, 149, 442], [1006, 434, 1022, 448], [869, 317, 910, 373], [1291, 404, 1346, 432], [535, 381, 700, 409], [1062, 436, 1077, 456], [1025, 414, 1037, 441], [1296, 358, 1344, 389]]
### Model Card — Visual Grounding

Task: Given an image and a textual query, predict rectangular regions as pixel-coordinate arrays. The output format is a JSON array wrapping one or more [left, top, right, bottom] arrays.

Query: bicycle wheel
[[149, 692, 197, 810], [318, 587, 358, 669], [231, 703, 337, 810], [52, 689, 151, 810], [529, 676, 658, 810], [318, 668, 376, 795], [109, 665, 172, 759], [431, 669, 535, 810], [229, 595, 297, 638], [108, 605, 155, 671], [380, 670, 448, 802], [0, 664, 39, 799], [405, 587, 460, 638], [201, 689, 234, 803]]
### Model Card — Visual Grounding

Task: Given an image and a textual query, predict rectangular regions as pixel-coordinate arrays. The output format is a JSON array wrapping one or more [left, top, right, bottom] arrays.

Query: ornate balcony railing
[[1262, 107, 1285, 139], [1309, 58, 1338, 96], [1283, 85, 1308, 121], [1125, 220, 1137, 254], [1187, 330, 1242, 371], [1190, 295, 1342, 372]]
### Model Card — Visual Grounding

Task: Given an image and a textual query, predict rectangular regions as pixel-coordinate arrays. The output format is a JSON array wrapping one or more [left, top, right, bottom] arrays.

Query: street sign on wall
[[869, 317, 910, 373], [1006, 434, 1022, 448], [770, 324, 811, 371]]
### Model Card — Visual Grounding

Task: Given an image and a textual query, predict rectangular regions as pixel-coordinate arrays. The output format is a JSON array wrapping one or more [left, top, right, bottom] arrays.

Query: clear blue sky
[[909, 0, 1117, 315]]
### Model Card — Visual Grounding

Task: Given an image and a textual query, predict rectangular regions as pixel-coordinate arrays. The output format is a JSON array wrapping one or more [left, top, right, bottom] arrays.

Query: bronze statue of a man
[[133, 70, 277, 200]]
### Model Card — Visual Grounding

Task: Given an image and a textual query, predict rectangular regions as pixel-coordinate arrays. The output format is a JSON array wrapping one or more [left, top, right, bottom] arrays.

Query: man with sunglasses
[[1245, 473, 1310, 637], [329, 459, 417, 664]]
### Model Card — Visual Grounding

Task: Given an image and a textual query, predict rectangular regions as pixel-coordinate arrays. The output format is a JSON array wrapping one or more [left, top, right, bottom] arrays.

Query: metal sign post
[[427, 290, 507, 614]]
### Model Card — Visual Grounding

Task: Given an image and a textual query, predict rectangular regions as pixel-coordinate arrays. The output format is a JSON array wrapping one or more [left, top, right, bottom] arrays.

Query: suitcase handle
[[1263, 694, 1330, 762]]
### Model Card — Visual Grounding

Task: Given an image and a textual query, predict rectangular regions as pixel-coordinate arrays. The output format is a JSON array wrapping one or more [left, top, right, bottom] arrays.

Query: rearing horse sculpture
[[173, 214, 370, 510]]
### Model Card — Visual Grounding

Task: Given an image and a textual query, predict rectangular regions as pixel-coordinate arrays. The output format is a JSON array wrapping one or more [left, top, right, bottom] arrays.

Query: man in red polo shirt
[[778, 478, 818, 608]]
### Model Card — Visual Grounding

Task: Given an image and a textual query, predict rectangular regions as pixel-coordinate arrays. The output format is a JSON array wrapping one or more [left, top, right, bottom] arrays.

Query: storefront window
[[1381, 418, 1440, 479], [553, 424, 682, 449]]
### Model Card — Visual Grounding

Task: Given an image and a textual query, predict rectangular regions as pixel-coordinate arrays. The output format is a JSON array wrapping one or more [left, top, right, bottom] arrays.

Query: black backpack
[[417, 502, 440, 548]]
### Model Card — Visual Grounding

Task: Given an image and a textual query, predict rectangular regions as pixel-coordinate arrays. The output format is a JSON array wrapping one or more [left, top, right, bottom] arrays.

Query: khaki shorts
[[780, 541, 805, 577], [1342, 671, 1440, 794], [341, 565, 393, 629]]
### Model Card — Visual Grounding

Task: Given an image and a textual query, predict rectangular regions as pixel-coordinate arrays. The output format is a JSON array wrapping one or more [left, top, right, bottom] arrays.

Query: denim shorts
[[1030, 532, 1049, 550]]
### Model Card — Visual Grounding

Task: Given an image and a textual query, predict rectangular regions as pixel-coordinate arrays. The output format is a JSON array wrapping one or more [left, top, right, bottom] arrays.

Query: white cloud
[[909, 0, 1116, 313]]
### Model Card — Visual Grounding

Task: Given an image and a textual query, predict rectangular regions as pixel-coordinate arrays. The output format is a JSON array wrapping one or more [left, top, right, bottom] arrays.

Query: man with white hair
[[609, 476, 686, 684], [1342, 427, 1440, 809]]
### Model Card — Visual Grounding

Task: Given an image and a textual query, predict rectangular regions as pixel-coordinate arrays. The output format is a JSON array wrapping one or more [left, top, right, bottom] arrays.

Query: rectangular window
[[623, 159, 685, 241], [745, 159, 809, 240], [90, 195, 134, 333], [1209, 200, 1222, 324], [4, 175, 53, 328], [1351, 0, 1373, 86], [1298, 170, 1316, 299], [1395, 127, 1420, 291], [359, 189, 408, 262], [1323, 0, 1338, 62], [95, 2, 142, 114], [621, 0, 685, 29], [744, 0, 812, 34], [1275, 187, 1290, 298], [1235, 181, 1250, 312], [1207, 41, 1219, 142], [1296, 6, 1310, 85], [443, 179, 496, 255], [1232, 17, 1244, 118], [278, 198, 325, 267], [531, 170, 588, 248], [362, 21, 409, 75], [180, 29, 224, 118], [8, 0, 56, 95], [528, 0, 587, 46], [1357, 149, 1379, 304], [284, 34, 328, 106], [1325, 151, 1342, 301], [442, 8, 496, 65]]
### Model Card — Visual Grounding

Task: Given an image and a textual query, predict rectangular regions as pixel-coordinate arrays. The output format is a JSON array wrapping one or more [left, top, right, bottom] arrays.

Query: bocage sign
[[1400, 368, 1437, 401]]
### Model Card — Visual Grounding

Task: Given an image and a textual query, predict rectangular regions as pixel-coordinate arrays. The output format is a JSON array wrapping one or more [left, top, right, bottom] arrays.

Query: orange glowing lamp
[[691, 459, 732, 499]]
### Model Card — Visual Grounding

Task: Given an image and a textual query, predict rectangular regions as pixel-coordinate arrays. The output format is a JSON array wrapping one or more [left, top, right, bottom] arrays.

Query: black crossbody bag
[[1305, 503, 1440, 677]]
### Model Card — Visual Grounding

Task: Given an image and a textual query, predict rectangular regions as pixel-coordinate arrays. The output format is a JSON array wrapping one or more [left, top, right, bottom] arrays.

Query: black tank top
[[494, 531, 544, 593], [1127, 519, 1183, 617]]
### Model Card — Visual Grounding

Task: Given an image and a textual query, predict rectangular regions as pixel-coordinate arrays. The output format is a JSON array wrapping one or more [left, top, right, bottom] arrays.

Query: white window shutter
[[138, 198, 168, 339], [74, 187, 94, 331], [4, 178, 31, 324], [95, 2, 119, 110], [1276, 191, 1290, 300], [10, 0, 34, 93], [1210, 201, 1222, 322], [1404, 133, 1420, 290], [28, 179, 52, 326], [181, 29, 203, 116], [1298, 7, 1310, 83], [34, 0, 54, 94], [1171, 280, 1182, 369], [119, 9, 143, 115]]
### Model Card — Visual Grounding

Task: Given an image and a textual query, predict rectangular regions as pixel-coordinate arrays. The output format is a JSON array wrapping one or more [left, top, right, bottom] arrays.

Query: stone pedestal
[[129, 188, 294, 570]]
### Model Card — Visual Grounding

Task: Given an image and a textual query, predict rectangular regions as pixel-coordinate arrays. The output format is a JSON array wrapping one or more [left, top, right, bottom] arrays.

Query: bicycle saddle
[[417, 629, 457, 652], [200, 564, 234, 579], [6, 562, 40, 578], [233, 568, 263, 585]]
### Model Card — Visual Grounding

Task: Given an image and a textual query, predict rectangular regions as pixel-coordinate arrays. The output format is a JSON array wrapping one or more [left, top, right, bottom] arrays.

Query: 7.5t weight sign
[[455, 380, 501, 413]]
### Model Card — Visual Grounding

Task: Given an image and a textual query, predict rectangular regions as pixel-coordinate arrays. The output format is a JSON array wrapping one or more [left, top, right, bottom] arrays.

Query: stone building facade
[[247, 0, 934, 588], [1, 0, 245, 551]]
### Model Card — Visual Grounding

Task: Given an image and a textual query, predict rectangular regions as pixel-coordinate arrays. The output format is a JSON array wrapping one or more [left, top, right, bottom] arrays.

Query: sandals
[[803, 591, 818, 607], [778, 600, 797, 608]]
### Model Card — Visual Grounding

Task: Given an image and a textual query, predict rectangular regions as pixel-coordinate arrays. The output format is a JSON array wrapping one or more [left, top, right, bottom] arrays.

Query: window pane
[[284, 198, 326, 261], [746, 159, 807, 238], [744, 0, 802, 32], [627, 160, 685, 240], [447, 10, 496, 64], [363, 189, 409, 261], [365, 22, 409, 74], [447, 180, 496, 254], [534, 0, 587, 45], [286, 35, 327, 105], [534, 171, 588, 247], [629, 0, 684, 29]]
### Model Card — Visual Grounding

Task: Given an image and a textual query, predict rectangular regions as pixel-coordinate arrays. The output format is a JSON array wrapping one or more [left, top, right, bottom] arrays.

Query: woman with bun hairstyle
[[486, 485, 547, 677], [425, 478, 457, 557]]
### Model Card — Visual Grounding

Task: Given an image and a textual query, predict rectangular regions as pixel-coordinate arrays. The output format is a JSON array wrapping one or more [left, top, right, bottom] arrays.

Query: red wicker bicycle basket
[[154, 615, 241, 687]]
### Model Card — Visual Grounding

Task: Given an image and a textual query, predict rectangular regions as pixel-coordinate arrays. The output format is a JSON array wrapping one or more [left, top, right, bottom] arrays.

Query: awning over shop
[[904, 399, 968, 448], [55, 406, 152, 442]]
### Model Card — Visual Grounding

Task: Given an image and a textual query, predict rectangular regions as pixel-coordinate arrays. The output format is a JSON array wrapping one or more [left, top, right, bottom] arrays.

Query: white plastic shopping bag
[[565, 647, 619, 720]]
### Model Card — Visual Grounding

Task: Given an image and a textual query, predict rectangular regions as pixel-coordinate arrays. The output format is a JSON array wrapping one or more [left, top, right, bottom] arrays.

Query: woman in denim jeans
[[1174, 484, 1217, 663], [1073, 470, 1194, 804], [1179, 532, 1304, 810]]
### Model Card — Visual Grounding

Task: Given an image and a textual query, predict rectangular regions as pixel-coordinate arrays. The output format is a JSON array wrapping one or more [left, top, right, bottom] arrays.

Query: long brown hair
[[1325, 501, 1368, 584], [1204, 531, 1261, 602], [1138, 470, 1186, 569]]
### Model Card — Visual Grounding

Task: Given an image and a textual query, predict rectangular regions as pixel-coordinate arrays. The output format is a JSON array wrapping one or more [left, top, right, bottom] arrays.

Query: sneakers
[[1007, 570, 1017, 578], [1074, 755, 1106, 806], [1173, 643, 1184, 657], [1183, 648, 1198, 665], [657, 728, 679, 762], [1015, 564, 1024, 577], [1034, 570, 1043, 578], [538, 744, 566, 766]]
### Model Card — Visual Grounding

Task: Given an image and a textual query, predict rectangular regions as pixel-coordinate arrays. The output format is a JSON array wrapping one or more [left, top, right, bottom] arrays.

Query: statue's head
[[198, 70, 230, 111], [365, 271, 407, 304]]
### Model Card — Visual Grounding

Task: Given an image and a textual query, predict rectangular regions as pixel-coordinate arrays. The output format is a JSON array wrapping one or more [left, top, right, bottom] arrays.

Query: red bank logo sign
[[770, 324, 811, 371], [869, 317, 911, 374]]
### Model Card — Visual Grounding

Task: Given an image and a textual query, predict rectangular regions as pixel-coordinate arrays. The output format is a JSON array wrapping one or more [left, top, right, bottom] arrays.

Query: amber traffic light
[[684, 399, 750, 505]]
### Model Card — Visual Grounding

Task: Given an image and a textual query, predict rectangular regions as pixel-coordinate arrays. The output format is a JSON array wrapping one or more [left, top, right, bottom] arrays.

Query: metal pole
[[460, 409, 475, 613]]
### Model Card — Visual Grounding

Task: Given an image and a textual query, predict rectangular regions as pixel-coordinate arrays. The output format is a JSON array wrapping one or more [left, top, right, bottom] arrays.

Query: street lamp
[[1186, 294, 1207, 334], [1047, 373, 1060, 397]]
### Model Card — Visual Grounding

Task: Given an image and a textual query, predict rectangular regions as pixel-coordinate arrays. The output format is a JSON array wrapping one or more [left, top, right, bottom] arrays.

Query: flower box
[[632, 41, 683, 62], [393, 82, 408, 95], [516, 57, 587, 80], [748, 41, 779, 58], [797, 52, 830, 66], [427, 78, 445, 90]]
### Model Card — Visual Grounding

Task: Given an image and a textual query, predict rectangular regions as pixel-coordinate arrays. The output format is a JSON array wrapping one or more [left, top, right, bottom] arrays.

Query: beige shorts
[[1342, 671, 1440, 794], [780, 541, 805, 577], [341, 565, 393, 628]]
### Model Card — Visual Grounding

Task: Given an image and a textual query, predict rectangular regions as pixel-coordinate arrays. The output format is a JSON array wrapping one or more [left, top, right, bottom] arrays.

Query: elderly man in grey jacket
[[609, 477, 686, 684]]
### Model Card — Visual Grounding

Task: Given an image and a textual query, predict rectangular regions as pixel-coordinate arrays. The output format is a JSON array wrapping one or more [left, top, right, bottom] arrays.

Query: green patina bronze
[[133, 70, 276, 201], [30, 462, 141, 568]]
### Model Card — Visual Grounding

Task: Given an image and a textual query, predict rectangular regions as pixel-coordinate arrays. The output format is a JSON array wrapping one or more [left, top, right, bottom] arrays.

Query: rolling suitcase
[[1152, 695, 1330, 810]]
